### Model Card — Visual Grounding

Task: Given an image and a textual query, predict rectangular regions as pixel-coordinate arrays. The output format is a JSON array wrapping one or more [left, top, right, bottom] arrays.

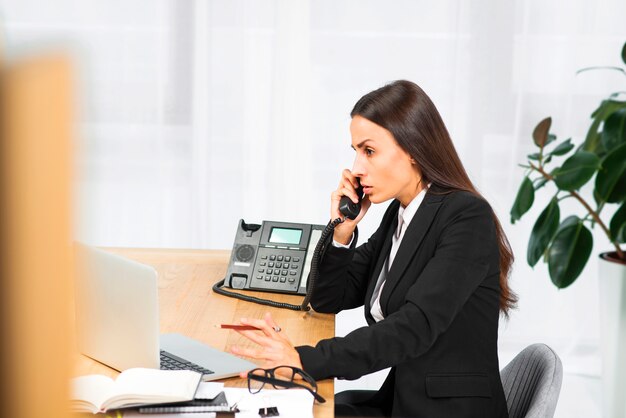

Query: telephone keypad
[[248, 245, 312, 293]]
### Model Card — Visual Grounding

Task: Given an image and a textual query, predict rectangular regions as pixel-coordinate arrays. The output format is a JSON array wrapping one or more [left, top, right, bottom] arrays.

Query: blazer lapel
[[380, 189, 445, 315]]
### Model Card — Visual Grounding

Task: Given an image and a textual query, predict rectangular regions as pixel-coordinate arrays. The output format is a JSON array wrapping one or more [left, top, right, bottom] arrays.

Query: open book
[[70, 368, 201, 414]]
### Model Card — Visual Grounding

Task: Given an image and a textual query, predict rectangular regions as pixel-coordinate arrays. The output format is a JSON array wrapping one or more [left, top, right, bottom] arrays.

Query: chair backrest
[[500, 343, 563, 418]]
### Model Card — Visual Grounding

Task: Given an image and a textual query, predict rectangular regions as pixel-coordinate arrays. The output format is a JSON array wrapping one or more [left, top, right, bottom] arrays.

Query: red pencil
[[220, 324, 282, 332], [220, 324, 260, 331]]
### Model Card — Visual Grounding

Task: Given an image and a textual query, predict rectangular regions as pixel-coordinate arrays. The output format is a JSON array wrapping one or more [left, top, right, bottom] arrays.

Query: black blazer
[[296, 187, 509, 418]]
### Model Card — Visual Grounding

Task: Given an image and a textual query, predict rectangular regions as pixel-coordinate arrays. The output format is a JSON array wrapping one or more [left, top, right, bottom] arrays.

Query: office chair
[[500, 343, 563, 418]]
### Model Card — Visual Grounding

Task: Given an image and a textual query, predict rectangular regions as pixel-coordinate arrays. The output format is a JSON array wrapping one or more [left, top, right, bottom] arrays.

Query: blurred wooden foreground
[[0, 53, 74, 417]]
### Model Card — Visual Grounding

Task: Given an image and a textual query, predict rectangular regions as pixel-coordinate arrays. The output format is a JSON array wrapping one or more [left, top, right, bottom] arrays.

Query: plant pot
[[598, 251, 626, 418]]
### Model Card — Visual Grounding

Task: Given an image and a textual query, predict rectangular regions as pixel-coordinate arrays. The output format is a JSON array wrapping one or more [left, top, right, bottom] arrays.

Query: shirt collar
[[398, 183, 431, 227]]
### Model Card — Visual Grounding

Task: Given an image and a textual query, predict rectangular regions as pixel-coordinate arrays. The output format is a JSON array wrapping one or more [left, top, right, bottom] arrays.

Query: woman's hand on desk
[[230, 312, 303, 379]]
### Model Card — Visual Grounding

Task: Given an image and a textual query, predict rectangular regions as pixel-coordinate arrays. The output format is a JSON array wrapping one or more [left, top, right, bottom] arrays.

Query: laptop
[[74, 242, 256, 381]]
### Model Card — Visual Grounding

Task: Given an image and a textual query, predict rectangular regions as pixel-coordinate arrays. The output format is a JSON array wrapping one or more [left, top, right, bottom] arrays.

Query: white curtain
[[2, 0, 624, 414]]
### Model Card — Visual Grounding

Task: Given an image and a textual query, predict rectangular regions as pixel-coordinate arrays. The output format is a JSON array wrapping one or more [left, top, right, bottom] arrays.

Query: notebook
[[74, 242, 256, 381], [137, 390, 230, 414]]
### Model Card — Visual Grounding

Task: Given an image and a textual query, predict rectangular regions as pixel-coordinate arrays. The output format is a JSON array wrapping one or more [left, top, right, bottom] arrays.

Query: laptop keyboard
[[160, 350, 215, 376]]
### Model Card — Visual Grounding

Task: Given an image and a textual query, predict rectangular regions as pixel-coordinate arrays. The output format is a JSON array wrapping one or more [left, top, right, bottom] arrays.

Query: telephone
[[213, 179, 364, 311], [222, 220, 326, 295], [338, 179, 364, 220]]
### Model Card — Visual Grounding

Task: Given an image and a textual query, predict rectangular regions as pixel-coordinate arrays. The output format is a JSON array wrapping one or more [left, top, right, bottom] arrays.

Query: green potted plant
[[510, 41, 626, 417]]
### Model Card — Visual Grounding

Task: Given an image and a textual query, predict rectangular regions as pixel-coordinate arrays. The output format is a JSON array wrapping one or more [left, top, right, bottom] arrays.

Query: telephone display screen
[[269, 227, 302, 245]]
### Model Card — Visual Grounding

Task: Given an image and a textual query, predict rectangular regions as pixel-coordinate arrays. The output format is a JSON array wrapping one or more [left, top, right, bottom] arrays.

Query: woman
[[231, 80, 516, 418]]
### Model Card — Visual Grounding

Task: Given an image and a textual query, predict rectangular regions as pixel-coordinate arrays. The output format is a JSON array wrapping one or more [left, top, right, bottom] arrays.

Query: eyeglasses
[[247, 366, 326, 403]]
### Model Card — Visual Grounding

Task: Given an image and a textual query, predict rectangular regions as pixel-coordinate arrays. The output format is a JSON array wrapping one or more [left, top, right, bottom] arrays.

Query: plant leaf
[[549, 138, 574, 156], [553, 151, 601, 191], [546, 134, 557, 147], [622, 41, 626, 66], [547, 220, 593, 289], [610, 202, 626, 243], [543, 215, 579, 263], [510, 176, 535, 224], [583, 100, 626, 153], [533, 117, 552, 148], [534, 176, 549, 191], [558, 215, 581, 232], [601, 108, 626, 153], [593, 188, 603, 206], [527, 198, 560, 267], [595, 143, 626, 203], [527, 152, 541, 161]]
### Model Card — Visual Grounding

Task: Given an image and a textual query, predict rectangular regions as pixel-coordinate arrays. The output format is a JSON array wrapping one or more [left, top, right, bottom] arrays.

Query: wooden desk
[[73, 248, 335, 417]]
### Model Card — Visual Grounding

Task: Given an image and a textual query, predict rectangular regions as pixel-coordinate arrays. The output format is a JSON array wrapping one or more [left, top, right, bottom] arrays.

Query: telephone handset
[[338, 179, 364, 220], [212, 178, 364, 311]]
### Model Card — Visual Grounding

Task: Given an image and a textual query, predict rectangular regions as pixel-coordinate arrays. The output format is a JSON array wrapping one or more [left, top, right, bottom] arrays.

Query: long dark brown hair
[[351, 80, 517, 316]]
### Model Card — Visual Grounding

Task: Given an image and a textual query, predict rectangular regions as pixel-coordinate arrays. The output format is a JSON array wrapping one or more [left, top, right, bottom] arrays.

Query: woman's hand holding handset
[[331, 169, 371, 245]]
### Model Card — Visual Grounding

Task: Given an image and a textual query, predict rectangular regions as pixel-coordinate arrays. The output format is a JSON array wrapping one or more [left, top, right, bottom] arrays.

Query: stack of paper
[[224, 387, 314, 418]]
